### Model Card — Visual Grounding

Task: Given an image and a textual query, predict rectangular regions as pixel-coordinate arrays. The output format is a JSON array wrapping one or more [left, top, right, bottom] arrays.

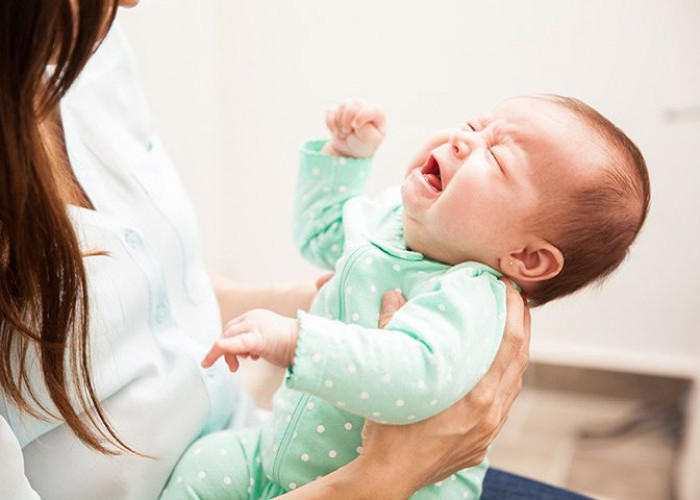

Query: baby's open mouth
[[421, 154, 443, 192]]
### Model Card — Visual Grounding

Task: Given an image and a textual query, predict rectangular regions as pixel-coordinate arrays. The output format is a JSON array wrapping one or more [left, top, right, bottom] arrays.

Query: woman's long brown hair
[[0, 0, 136, 454]]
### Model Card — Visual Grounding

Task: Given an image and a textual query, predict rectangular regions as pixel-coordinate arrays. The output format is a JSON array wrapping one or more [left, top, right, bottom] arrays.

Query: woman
[[0, 1, 553, 498]]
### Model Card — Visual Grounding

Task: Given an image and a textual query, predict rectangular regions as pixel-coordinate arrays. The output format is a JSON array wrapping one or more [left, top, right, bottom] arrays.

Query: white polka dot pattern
[[287, 143, 506, 498]]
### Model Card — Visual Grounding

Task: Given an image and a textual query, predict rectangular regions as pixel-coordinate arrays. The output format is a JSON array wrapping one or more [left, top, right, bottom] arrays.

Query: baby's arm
[[293, 100, 385, 269], [203, 268, 507, 424], [288, 268, 507, 424]]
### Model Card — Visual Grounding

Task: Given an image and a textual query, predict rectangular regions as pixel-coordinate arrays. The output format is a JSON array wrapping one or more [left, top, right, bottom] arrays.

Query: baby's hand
[[323, 99, 386, 158], [201, 309, 299, 372]]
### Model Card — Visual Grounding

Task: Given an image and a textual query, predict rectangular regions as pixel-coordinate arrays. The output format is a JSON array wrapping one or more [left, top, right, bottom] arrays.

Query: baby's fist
[[323, 99, 386, 158]]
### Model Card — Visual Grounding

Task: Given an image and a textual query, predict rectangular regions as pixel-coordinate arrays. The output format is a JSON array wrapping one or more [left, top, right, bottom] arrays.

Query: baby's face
[[401, 96, 604, 268]]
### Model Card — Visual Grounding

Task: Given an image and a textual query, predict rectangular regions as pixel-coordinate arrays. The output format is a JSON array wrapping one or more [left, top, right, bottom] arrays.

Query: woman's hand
[[358, 277, 531, 493], [277, 277, 530, 500]]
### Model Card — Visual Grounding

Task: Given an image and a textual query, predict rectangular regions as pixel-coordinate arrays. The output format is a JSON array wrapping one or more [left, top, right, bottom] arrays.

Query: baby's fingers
[[325, 107, 339, 137], [334, 102, 347, 137], [223, 318, 256, 338], [351, 104, 386, 134], [216, 332, 262, 356], [224, 353, 240, 372], [201, 332, 262, 369], [202, 344, 225, 368], [340, 100, 363, 134]]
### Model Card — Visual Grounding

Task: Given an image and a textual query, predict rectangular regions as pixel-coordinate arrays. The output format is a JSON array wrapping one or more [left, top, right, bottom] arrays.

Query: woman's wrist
[[277, 455, 413, 500], [335, 453, 417, 500], [210, 273, 316, 324]]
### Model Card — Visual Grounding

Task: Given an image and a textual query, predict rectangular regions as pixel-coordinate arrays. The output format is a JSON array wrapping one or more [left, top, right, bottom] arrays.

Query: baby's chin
[[401, 211, 423, 253], [401, 213, 452, 265]]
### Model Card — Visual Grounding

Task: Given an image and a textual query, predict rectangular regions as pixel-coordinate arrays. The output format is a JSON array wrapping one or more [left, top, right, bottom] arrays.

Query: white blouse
[[0, 24, 253, 499]]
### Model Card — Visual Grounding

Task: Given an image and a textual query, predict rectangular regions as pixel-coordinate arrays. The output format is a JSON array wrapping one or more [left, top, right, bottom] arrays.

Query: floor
[[489, 364, 686, 500], [239, 360, 687, 500]]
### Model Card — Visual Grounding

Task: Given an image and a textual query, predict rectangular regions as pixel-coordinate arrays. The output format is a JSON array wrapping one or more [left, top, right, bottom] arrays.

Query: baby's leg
[[160, 428, 265, 500]]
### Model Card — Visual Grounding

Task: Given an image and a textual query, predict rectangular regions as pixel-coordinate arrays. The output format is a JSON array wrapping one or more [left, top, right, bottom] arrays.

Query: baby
[[162, 95, 650, 499]]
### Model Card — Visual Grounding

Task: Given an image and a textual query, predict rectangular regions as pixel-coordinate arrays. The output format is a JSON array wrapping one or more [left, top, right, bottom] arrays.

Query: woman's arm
[[209, 273, 316, 325], [277, 277, 530, 499], [276, 452, 411, 500]]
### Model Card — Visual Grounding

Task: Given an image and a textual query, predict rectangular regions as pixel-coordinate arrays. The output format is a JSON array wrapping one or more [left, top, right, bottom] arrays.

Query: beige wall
[[120, 0, 700, 372]]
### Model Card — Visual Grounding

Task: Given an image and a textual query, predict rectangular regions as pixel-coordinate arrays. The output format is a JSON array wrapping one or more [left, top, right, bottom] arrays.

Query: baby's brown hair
[[527, 95, 651, 307]]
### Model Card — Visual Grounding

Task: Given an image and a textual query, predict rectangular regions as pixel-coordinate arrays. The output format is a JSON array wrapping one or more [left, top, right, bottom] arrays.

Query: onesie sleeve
[[293, 140, 373, 270], [286, 267, 506, 424]]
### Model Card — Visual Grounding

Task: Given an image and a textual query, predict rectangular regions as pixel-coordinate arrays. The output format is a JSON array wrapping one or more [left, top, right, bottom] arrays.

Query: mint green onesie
[[161, 140, 507, 500]]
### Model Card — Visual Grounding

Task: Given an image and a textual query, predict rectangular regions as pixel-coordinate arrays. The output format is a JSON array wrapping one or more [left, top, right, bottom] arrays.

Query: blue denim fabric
[[482, 468, 592, 499]]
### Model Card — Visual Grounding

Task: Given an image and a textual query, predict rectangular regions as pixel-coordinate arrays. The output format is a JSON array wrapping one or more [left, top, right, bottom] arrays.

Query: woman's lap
[[482, 468, 592, 500]]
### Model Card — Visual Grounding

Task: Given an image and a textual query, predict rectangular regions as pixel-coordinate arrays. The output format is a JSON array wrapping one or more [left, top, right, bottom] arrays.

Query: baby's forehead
[[493, 98, 609, 187], [494, 98, 602, 157], [491, 97, 581, 132]]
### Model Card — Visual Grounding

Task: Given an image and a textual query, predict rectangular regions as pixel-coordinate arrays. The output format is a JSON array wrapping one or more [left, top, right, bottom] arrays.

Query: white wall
[[120, 0, 700, 371]]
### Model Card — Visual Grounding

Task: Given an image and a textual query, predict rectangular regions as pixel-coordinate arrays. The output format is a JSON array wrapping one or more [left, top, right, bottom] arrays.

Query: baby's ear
[[499, 241, 564, 284]]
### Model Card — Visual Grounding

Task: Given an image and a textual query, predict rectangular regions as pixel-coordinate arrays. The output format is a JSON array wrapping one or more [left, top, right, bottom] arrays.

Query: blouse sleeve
[[0, 416, 40, 499]]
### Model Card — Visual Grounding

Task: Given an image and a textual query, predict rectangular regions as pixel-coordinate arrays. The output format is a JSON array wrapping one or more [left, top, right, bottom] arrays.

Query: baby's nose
[[448, 130, 471, 159]]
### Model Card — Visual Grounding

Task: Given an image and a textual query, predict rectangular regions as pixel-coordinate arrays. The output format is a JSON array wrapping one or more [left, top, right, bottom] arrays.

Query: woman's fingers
[[501, 276, 529, 351], [378, 291, 407, 329], [450, 278, 530, 435], [472, 278, 531, 434], [354, 279, 533, 490], [490, 277, 529, 374], [523, 296, 532, 341]]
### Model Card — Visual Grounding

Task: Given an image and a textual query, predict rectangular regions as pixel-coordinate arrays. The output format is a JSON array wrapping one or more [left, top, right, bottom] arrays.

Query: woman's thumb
[[378, 291, 406, 329]]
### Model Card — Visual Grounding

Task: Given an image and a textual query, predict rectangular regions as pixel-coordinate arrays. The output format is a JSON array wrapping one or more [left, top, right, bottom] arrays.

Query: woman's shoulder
[[64, 21, 137, 96]]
